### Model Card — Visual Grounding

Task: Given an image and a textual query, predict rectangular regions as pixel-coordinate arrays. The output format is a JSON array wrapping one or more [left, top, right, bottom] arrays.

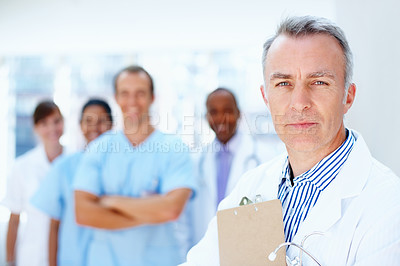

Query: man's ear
[[344, 83, 356, 114], [260, 84, 269, 109]]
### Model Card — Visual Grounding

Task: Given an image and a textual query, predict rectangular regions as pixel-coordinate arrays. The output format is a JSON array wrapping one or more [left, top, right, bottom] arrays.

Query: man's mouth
[[286, 122, 317, 130], [125, 111, 140, 118], [215, 124, 229, 133]]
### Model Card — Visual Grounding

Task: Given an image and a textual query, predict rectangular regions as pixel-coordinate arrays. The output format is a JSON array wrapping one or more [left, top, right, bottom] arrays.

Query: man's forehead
[[264, 34, 345, 76], [207, 91, 236, 105], [116, 71, 152, 90], [268, 70, 337, 80], [118, 71, 149, 82], [267, 33, 344, 60], [270, 32, 340, 48]]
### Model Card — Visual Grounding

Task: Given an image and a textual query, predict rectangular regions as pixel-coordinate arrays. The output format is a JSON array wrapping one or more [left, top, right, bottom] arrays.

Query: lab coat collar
[[213, 131, 242, 154], [35, 144, 52, 167], [291, 130, 372, 245]]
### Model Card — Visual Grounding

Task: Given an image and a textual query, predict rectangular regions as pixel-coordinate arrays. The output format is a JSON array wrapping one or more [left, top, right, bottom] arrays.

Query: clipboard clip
[[239, 194, 263, 206], [237, 195, 264, 214], [239, 197, 253, 206]]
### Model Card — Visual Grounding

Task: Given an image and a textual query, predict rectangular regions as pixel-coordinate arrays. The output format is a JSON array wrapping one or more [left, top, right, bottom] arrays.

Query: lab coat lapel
[[203, 147, 218, 207], [226, 134, 252, 194], [292, 132, 372, 245], [240, 154, 287, 202], [37, 145, 51, 167], [260, 157, 285, 200], [34, 145, 52, 178]]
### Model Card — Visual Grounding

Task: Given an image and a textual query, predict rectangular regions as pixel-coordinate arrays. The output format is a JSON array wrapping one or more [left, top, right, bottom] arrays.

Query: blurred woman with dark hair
[[31, 98, 113, 266], [3, 100, 64, 266]]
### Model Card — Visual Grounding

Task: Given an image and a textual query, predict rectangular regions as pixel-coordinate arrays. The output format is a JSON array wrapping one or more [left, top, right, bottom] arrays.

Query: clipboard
[[217, 199, 286, 266]]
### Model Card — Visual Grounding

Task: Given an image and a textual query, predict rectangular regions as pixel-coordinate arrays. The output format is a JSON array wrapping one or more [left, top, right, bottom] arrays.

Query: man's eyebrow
[[269, 72, 292, 80], [307, 71, 336, 79]]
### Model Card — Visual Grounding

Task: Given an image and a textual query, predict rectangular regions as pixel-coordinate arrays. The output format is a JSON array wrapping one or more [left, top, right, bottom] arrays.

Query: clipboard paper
[[217, 199, 286, 266]]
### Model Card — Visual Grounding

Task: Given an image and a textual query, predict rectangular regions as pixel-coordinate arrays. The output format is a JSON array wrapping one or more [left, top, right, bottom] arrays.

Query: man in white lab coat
[[188, 88, 284, 246], [183, 16, 400, 265]]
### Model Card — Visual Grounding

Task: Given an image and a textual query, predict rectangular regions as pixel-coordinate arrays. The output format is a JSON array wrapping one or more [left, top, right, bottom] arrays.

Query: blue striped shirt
[[277, 129, 356, 242]]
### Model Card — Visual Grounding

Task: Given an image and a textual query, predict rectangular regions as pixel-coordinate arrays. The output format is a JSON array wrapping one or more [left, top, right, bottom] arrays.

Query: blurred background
[[0, 0, 399, 263]]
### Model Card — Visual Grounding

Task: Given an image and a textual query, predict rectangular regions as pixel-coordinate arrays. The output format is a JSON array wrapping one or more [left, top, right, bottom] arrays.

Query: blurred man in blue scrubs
[[74, 66, 196, 266], [31, 99, 113, 266]]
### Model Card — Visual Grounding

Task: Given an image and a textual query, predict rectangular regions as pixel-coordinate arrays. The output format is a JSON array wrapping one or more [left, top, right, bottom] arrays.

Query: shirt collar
[[36, 144, 51, 166], [281, 128, 356, 188]]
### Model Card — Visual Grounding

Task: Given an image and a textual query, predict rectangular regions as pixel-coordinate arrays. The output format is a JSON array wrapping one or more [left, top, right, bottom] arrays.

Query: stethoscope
[[198, 134, 261, 180], [268, 231, 325, 266], [243, 134, 262, 169]]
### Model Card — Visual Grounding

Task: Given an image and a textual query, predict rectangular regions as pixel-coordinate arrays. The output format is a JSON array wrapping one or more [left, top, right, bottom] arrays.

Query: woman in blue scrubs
[[31, 99, 113, 266]]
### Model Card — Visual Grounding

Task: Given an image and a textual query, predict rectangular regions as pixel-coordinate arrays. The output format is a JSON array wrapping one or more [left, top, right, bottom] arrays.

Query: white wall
[[0, 0, 335, 54], [336, 0, 400, 175]]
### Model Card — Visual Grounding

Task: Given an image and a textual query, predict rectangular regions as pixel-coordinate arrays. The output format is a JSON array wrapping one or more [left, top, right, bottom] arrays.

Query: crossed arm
[[75, 188, 192, 229]]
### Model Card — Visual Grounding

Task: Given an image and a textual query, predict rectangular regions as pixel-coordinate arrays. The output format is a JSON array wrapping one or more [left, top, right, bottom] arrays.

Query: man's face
[[115, 71, 154, 128], [261, 34, 355, 154], [206, 91, 240, 144]]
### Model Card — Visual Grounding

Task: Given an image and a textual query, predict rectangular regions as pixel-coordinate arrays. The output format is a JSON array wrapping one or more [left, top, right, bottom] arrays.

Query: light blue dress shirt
[[31, 152, 91, 266], [73, 130, 196, 266]]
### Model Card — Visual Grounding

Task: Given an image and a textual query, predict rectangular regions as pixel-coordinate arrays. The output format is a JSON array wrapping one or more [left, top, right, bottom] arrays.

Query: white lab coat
[[188, 132, 284, 247], [2, 145, 60, 266], [183, 131, 400, 265]]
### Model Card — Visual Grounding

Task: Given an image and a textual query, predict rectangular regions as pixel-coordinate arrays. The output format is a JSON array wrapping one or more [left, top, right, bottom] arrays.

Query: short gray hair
[[262, 16, 353, 89]]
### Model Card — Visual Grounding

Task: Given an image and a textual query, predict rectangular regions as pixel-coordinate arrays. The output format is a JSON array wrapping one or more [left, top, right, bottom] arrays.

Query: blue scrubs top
[[31, 152, 92, 266], [73, 130, 196, 266]]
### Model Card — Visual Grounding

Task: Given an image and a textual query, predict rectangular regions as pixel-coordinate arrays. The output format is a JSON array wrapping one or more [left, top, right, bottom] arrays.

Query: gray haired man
[[182, 16, 400, 265]]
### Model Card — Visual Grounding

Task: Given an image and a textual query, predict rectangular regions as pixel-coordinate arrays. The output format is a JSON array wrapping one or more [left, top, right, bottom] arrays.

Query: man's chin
[[124, 115, 140, 124], [281, 134, 321, 152], [87, 133, 100, 143], [215, 133, 234, 144]]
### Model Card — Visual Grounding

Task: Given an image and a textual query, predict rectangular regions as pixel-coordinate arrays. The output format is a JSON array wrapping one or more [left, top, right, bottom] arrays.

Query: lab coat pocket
[[140, 177, 160, 197]]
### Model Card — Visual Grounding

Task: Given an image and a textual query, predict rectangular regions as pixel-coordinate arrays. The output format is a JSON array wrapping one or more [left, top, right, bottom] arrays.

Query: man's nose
[[213, 112, 229, 124], [87, 120, 100, 129], [125, 93, 140, 107], [289, 84, 312, 112]]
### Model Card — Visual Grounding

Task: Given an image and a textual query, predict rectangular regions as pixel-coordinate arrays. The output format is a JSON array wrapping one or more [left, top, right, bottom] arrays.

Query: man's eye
[[277, 82, 290, 87], [314, 81, 327, 85]]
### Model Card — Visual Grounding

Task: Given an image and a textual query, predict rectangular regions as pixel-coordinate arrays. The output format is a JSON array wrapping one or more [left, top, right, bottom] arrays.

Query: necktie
[[217, 145, 232, 205]]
